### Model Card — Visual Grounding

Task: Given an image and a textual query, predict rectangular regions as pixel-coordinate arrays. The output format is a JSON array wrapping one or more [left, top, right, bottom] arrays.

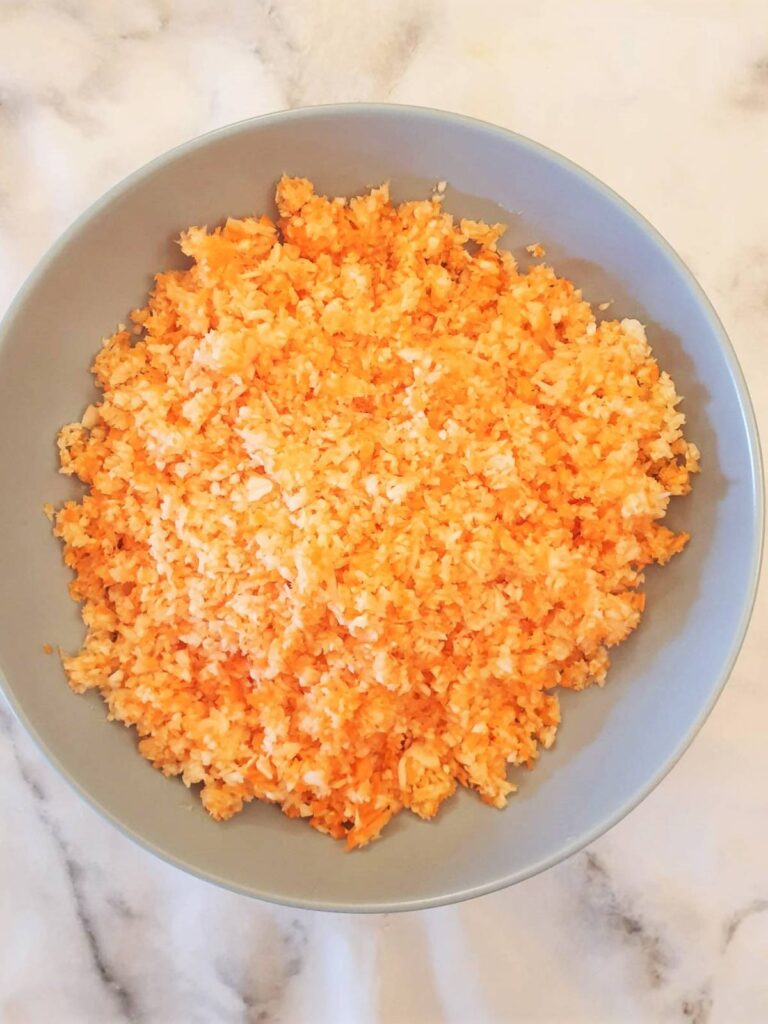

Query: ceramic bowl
[[0, 105, 761, 911]]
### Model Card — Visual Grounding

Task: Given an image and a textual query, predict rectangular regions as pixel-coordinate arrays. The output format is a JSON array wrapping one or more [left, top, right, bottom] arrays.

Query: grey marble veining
[[1, 1, 767, 1021]]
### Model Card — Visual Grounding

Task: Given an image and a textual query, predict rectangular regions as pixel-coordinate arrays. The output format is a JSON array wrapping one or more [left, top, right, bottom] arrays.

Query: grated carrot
[[51, 178, 699, 848]]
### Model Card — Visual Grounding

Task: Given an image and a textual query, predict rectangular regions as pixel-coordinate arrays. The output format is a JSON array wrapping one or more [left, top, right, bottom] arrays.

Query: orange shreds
[[526, 242, 546, 258], [42, 643, 54, 655], [50, 177, 699, 848]]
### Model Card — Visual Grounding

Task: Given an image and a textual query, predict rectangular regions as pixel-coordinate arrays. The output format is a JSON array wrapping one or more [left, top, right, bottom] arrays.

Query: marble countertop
[[1, 1, 766, 1021]]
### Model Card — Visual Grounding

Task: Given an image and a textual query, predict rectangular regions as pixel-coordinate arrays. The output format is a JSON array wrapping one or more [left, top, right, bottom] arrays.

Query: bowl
[[0, 104, 761, 912]]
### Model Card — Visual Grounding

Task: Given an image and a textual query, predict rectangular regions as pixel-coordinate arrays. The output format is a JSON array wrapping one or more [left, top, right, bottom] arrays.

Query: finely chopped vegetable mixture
[[50, 178, 699, 848]]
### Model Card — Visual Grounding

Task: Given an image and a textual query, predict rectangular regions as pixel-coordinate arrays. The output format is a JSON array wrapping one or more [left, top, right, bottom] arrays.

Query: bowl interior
[[0, 106, 761, 911]]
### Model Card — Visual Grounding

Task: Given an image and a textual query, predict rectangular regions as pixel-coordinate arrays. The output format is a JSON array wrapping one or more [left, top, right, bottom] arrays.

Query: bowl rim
[[0, 102, 763, 913]]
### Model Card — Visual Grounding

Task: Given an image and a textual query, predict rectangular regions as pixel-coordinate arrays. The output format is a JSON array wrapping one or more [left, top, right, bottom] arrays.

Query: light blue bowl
[[0, 105, 761, 911]]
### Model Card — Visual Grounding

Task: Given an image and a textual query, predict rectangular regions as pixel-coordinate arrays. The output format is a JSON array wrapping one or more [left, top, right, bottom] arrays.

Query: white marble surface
[[1, 1, 767, 1021]]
